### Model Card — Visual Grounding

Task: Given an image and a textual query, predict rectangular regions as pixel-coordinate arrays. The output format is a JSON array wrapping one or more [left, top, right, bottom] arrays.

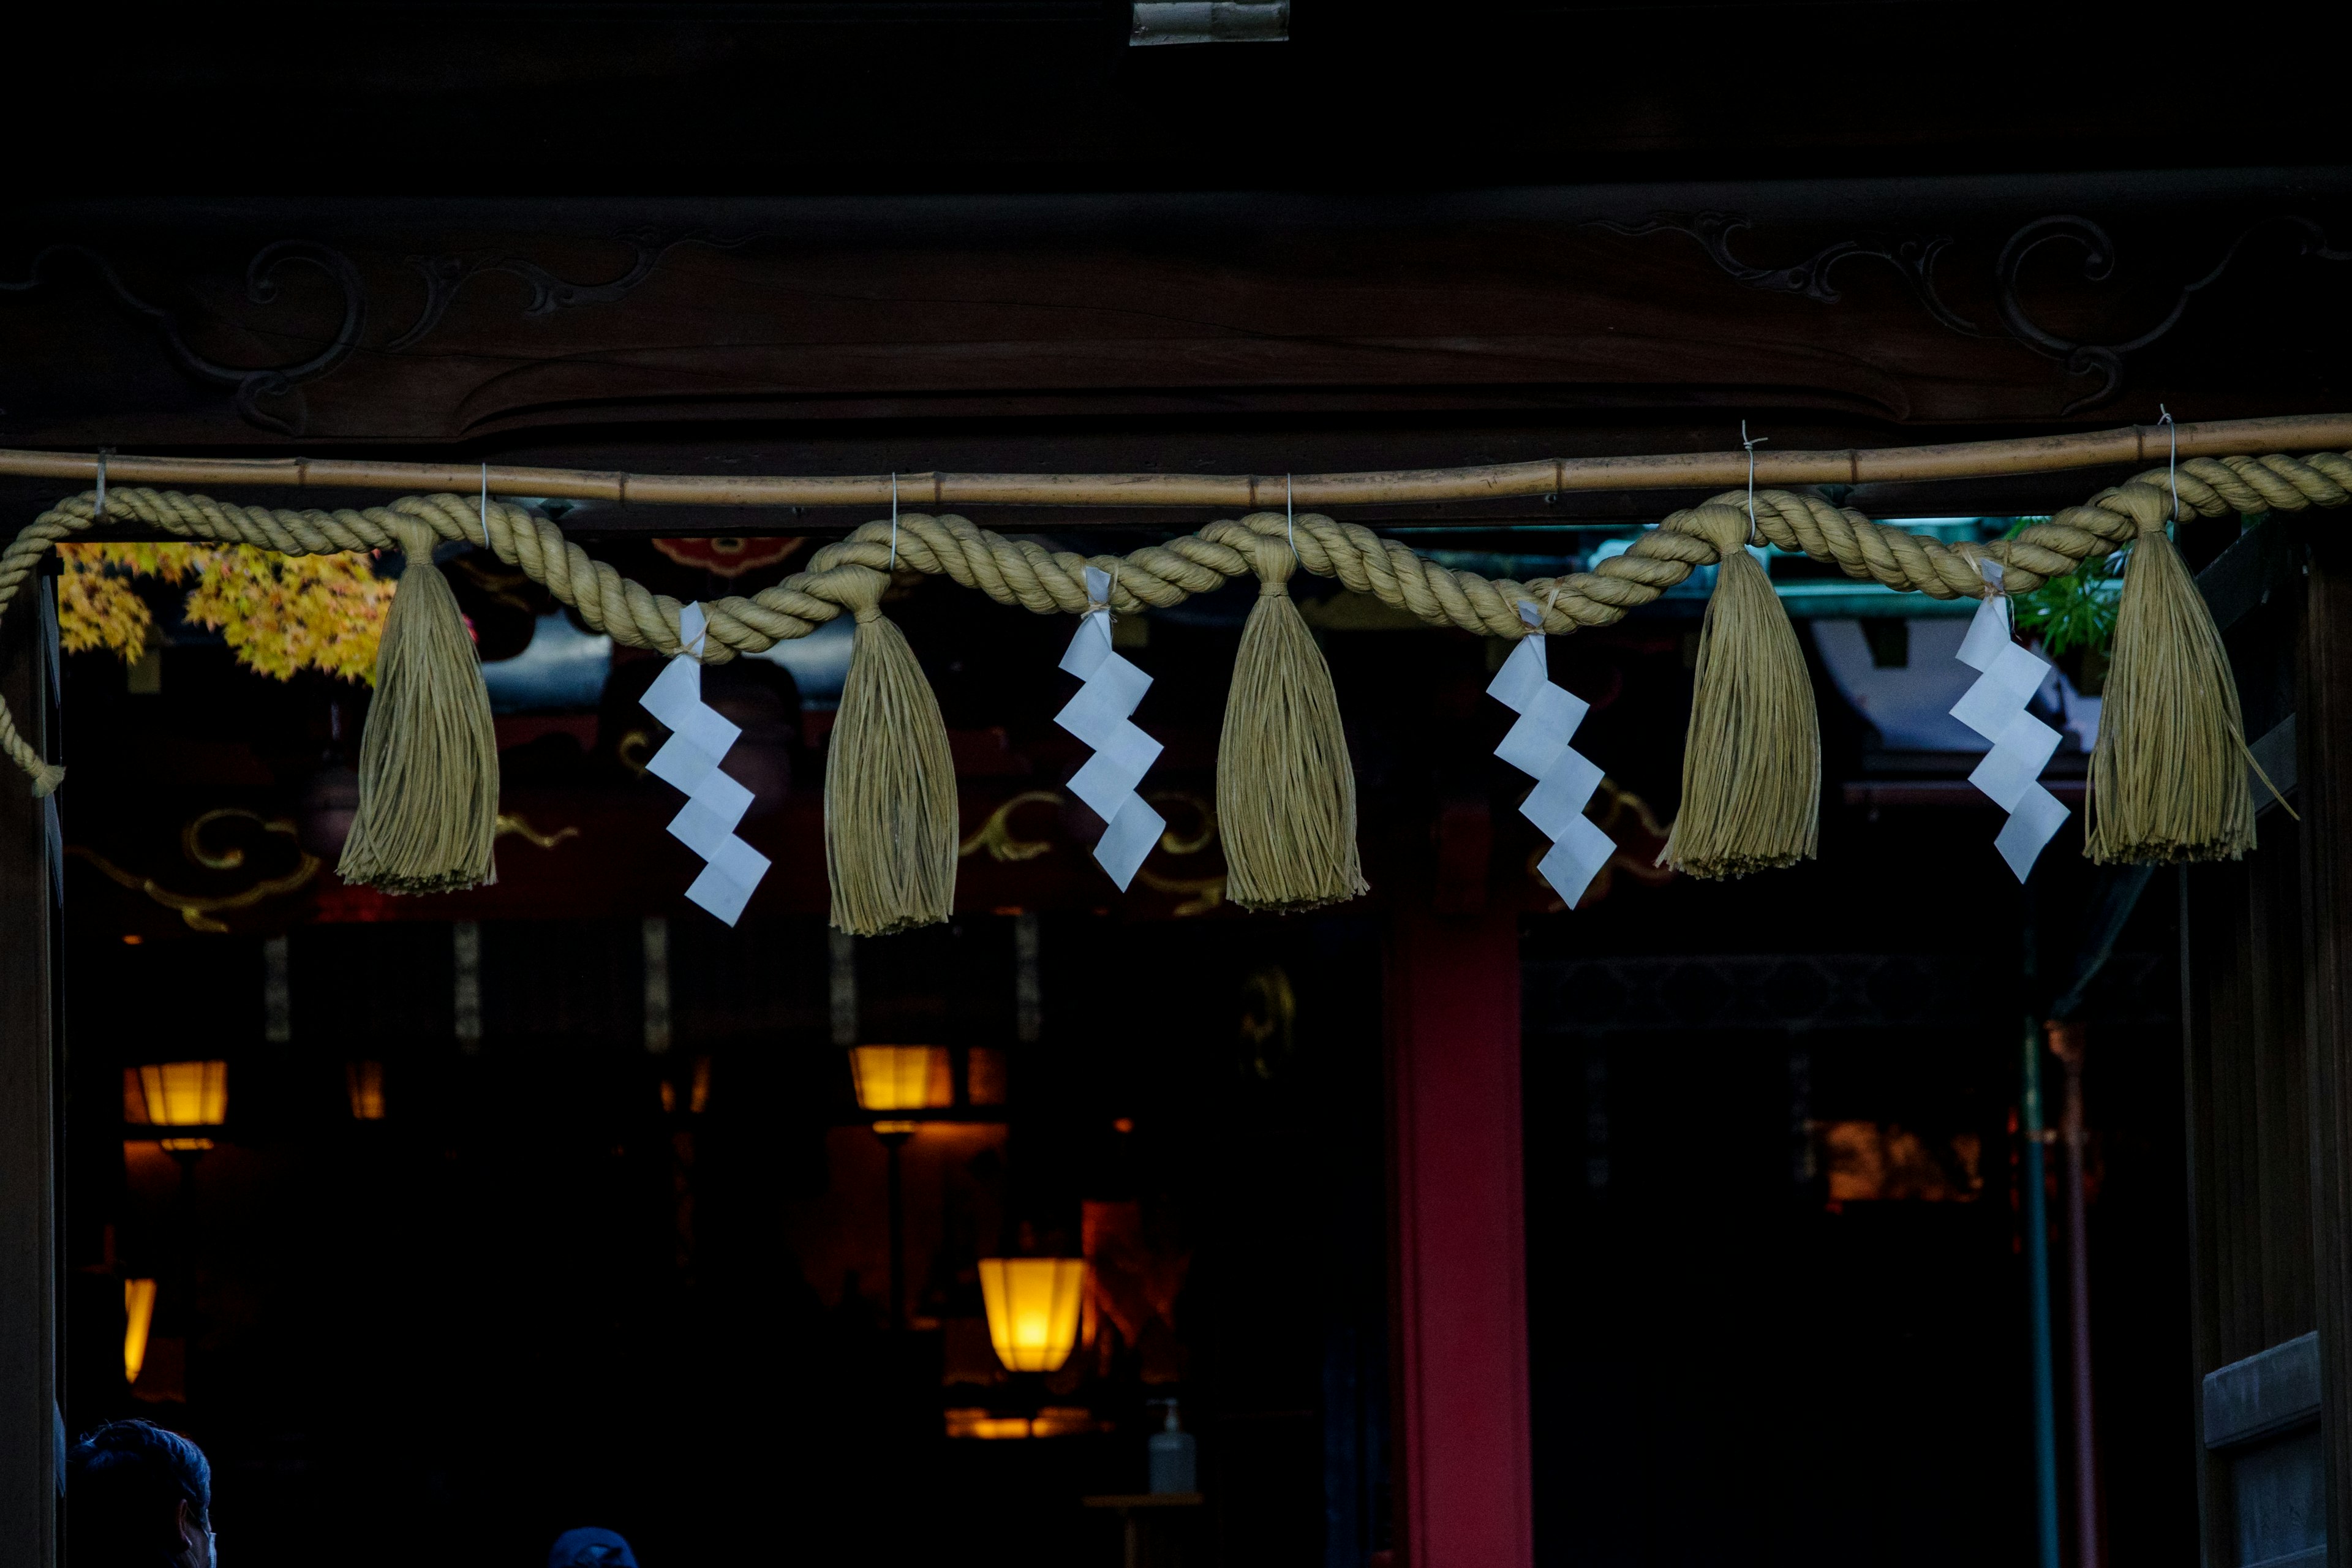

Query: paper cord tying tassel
[[1489, 598, 1617, 907], [2086, 487, 2255, 864], [337, 516, 500, 894], [825, 565, 959, 935], [1216, 531, 1368, 913], [1055, 566, 1167, 889], [641, 603, 772, 925], [1659, 505, 1820, 879], [1952, 560, 2070, 880]]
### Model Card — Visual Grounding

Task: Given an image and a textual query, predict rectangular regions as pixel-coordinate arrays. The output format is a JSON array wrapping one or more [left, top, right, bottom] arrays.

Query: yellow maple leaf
[[57, 555, 157, 659], [57, 542, 398, 684]]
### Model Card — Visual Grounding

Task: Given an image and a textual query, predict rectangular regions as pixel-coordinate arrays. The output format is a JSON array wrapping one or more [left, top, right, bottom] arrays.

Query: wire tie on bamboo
[[824, 494, 958, 935], [2165, 405, 2180, 521], [336, 514, 502, 894], [1216, 499, 1367, 913], [2085, 407, 2257, 863], [477, 463, 491, 546], [1740, 422, 1768, 546], [1657, 501, 1820, 879]]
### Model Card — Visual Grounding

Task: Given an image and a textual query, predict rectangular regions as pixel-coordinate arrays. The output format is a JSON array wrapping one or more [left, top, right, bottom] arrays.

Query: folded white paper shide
[[1488, 600, 1618, 908], [640, 603, 772, 925], [1951, 562, 2070, 881], [1055, 567, 1167, 891]]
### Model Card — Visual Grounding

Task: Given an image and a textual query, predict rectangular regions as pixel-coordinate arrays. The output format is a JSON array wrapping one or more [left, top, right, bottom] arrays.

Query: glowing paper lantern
[[979, 1257, 1087, 1373], [346, 1060, 386, 1121], [136, 1061, 227, 1152], [849, 1046, 953, 1114], [123, 1278, 157, 1384]]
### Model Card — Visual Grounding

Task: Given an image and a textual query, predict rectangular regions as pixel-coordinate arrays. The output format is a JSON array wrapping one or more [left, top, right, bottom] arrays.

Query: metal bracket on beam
[[1131, 0, 1288, 45]]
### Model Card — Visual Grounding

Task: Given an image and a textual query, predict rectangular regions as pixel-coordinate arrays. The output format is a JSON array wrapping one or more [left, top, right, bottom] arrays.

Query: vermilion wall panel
[[1387, 908, 1534, 1568]]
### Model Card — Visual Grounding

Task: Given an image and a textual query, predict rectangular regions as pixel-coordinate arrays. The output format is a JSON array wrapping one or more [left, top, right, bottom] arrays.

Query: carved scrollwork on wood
[[1994, 214, 2352, 413], [0, 241, 367, 436], [386, 226, 743, 352], [959, 790, 1064, 862], [0, 227, 741, 436], [1589, 211, 1979, 336], [68, 807, 321, 932], [1600, 208, 2352, 413]]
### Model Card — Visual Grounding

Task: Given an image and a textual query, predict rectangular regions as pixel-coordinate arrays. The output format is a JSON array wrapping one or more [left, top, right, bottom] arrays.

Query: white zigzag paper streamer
[[1951, 562, 2069, 881], [1055, 567, 1167, 891], [639, 603, 773, 925], [1488, 600, 1617, 907]]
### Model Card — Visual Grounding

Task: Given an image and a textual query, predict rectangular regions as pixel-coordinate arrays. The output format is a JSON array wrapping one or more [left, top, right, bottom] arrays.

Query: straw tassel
[[825, 567, 959, 935], [337, 516, 500, 894], [1216, 532, 1368, 913], [2086, 484, 2254, 863], [1659, 504, 1820, 878]]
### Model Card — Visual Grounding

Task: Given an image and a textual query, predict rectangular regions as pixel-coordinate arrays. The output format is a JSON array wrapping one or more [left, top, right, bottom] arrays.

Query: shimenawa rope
[[1, 444, 2342, 907]]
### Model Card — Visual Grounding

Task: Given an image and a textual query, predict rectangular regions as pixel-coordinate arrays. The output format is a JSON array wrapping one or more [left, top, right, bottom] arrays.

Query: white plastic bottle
[[1147, 1398, 1197, 1494]]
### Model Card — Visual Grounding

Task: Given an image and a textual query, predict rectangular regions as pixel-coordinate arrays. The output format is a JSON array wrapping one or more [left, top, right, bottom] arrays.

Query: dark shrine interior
[[58, 540, 2206, 1565], [14, 2, 2352, 1564]]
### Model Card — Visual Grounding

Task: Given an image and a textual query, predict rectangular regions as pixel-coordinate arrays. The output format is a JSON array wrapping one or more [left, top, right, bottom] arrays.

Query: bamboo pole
[[1, 413, 2346, 509]]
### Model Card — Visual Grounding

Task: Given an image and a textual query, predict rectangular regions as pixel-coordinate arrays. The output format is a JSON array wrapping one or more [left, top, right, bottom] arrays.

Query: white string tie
[[889, 473, 900, 572], [94, 449, 108, 522], [1741, 421, 1770, 547], [478, 462, 491, 547], [2158, 405, 2180, 524]]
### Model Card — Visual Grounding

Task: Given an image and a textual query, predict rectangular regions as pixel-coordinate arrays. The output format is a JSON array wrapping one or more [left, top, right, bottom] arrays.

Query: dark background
[[56, 545, 2201, 1564], [21, 2, 2329, 1559]]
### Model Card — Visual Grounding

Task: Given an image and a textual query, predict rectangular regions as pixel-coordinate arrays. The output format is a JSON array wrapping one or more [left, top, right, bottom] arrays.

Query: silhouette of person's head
[[69, 1419, 213, 1568], [549, 1525, 640, 1566]]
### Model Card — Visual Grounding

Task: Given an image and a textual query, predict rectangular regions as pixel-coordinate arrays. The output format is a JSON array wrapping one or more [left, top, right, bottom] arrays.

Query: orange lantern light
[[345, 1060, 386, 1121], [135, 1061, 227, 1152], [849, 1046, 954, 1115], [978, 1257, 1087, 1373], [123, 1278, 158, 1384]]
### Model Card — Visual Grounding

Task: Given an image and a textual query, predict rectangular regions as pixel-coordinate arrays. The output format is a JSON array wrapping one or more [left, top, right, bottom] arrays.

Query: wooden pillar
[[0, 568, 59, 1567], [1385, 907, 1534, 1568], [2301, 527, 2352, 1566]]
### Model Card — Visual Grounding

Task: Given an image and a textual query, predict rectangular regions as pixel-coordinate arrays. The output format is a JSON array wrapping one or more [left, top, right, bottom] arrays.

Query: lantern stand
[[132, 1059, 228, 1196], [130, 1060, 230, 1393], [876, 1121, 915, 1333], [847, 1045, 955, 1332]]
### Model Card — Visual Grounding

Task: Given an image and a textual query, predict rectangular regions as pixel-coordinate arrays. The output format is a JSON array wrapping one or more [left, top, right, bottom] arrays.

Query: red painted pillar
[[1386, 906, 1534, 1568]]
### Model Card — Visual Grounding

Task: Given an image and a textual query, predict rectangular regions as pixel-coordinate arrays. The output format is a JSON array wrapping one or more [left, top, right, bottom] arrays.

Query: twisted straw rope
[[5, 448, 2349, 793]]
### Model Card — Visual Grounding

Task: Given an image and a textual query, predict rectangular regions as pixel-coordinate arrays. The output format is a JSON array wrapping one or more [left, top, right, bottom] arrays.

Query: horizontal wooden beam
[[2, 413, 2345, 511]]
